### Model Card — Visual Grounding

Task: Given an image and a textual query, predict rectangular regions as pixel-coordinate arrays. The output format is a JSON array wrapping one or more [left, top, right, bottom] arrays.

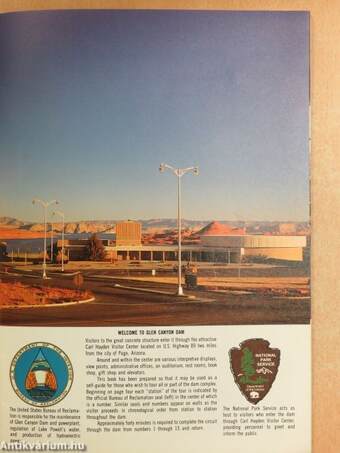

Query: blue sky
[[0, 10, 309, 222]]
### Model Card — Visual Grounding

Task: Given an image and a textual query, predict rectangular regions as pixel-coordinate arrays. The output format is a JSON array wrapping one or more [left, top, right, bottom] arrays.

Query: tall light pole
[[32, 198, 58, 279], [159, 163, 199, 296], [50, 222, 54, 263], [53, 210, 65, 272]]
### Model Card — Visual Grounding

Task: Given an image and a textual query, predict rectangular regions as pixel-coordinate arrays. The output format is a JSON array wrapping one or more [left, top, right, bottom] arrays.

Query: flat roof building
[[57, 221, 308, 263]]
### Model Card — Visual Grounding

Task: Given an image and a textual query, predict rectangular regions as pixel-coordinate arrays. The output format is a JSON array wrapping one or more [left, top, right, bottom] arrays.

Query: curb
[[0, 271, 22, 277], [48, 272, 81, 277], [114, 283, 196, 299], [0, 272, 46, 279], [0, 297, 95, 310]]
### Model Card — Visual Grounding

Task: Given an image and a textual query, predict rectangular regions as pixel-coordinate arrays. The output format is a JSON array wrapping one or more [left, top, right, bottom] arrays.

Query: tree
[[240, 347, 255, 382], [0, 242, 7, 261], [239, 347, 268, 385], [86, 234, 106, 261]]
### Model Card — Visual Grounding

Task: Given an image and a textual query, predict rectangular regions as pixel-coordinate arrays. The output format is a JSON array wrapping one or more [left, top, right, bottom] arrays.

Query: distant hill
[[196, 221, 245, 236], [0, 216, 26, 228], [0, 217, 310, 236]]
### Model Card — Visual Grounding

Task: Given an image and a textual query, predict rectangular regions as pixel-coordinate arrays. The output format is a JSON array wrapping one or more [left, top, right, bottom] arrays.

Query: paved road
[[0, 268, 310, 326]]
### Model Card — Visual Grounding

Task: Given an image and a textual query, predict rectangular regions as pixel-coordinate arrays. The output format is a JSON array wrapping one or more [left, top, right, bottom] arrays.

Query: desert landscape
[[0, 216, 310, 239], [0, 281, 92, 308]]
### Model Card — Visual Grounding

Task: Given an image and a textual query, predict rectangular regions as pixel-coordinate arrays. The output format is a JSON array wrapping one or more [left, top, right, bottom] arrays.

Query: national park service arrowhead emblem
[[229, 339, 280, 405]]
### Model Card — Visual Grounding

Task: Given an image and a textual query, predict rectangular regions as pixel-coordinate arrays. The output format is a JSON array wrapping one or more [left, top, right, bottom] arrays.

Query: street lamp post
[[50, 222, 53, 263], [52, 210, 65, 272], [32, 198, 58, 279], [159, 163, 199, 296]]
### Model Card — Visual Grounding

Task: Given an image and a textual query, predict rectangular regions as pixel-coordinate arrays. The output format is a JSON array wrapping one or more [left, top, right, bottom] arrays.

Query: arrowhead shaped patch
[[229, 339, 280, 404]]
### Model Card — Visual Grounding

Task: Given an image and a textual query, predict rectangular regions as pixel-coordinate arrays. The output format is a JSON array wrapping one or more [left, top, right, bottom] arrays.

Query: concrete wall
[[116, 221, 142, 246], [244, 247, 304, 261], [201, 235, 307, 248]]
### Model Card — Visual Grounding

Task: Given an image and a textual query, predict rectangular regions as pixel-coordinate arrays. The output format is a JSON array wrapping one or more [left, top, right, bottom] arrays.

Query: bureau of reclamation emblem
[[10, 342, 73, 407], [229, 339, 280, 404]]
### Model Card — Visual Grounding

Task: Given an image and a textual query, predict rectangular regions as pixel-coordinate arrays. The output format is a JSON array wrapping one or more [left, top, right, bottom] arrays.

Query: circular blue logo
[[10, 342, 73, 407]]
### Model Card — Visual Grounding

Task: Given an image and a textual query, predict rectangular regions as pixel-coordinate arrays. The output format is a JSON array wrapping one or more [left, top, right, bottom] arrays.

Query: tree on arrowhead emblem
[[239, 347, 268, 384]]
